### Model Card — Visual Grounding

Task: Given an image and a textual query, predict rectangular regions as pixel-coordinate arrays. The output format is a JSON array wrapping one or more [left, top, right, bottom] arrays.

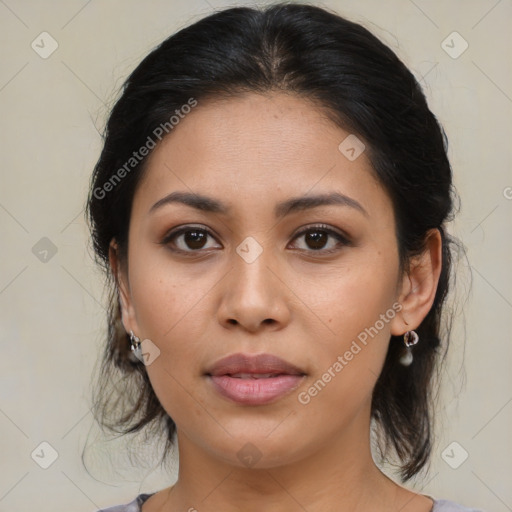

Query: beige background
[[0, 0, 511, 511]]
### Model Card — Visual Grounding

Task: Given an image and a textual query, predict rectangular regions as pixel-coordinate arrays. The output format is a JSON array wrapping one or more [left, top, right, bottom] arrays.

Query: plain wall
[[0, 0, 511, 510]]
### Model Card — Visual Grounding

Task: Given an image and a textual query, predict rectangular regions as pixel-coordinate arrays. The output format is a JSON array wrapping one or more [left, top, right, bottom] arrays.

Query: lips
[[205, 353, 306, 405], [229, 373, 282, 379], [205, 353, 305, 378]]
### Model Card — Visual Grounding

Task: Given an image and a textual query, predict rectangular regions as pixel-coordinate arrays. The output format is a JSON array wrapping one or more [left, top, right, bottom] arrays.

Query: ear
[[390, 228, 443, 335], [109, 239, 139, 335]]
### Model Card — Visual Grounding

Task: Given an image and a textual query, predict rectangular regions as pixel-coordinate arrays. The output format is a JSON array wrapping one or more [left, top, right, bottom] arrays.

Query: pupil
[[185, 230, 206, 249], [306, 231, 327, 249]]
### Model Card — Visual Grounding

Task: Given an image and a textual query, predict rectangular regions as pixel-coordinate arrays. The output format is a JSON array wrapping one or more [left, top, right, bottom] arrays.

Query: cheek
[[308, 255, 398, 347], [303, 254, 398, 401], [127, 267, 213, 416], [128, 246, 212, 338], [299, 311, 393, 429]]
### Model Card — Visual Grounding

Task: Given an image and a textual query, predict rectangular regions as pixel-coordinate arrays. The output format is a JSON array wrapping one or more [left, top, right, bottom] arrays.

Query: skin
[[109, 92, 442, 512]]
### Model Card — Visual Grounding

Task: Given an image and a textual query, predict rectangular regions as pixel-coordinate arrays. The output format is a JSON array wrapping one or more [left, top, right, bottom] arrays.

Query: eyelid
[[159, 224, 222, 250], [290, 223, 351, 243], [160, 223, 352, 254], [287, 223, 352, 253]]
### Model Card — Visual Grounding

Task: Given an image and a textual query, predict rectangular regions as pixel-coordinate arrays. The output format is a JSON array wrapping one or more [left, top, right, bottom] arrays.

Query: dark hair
[[86, 2, 461, 482]]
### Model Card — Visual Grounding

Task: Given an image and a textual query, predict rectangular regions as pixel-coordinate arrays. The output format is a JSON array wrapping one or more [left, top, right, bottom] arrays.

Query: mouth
[[205, 352, 306, 377], [205, 353, 306, 405], [224, 372, 290, 379]]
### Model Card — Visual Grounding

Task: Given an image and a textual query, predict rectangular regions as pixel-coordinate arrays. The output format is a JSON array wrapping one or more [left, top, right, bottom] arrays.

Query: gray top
[[96, 493, 487, 511]]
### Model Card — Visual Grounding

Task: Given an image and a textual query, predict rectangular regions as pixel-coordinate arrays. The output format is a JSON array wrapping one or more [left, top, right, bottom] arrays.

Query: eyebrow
[[149, 191, 368, 218]]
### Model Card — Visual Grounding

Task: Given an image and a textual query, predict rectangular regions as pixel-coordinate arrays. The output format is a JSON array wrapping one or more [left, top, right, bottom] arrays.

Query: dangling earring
[[399, 330, 419, 366], [129, 330, 142, 362]]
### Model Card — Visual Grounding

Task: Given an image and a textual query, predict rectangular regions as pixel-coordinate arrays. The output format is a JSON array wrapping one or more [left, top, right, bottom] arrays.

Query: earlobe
[[390, 228, 443, 336]]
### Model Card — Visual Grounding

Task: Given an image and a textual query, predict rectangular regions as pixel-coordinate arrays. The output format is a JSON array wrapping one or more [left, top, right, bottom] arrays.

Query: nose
[[217, 245, 291, 333]]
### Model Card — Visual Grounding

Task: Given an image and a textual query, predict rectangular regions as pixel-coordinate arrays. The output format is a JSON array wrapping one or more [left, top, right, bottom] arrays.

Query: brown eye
[[303, 230, 329, 250], [290, 225, 350, 253], [162, 226, 221, 252], [181, 230, 208, 249]]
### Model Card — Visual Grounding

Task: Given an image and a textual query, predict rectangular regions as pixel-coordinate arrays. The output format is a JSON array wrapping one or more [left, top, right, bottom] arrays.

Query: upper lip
[[205, 353, 306, 376]]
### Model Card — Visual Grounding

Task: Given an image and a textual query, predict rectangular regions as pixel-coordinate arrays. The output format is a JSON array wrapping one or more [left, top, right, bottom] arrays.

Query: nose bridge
[[231, 237, 277, 306], [234, 239, 273, 294], [217, 237, 290, 331]]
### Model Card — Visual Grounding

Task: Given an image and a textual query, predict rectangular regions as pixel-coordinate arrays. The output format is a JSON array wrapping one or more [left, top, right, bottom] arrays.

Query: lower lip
[[208, 374, 305, 405]]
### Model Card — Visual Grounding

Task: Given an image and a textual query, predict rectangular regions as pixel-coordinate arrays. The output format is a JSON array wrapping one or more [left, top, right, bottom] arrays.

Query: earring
[[399, 330, 419, 366], [129, 330, 143, 362]]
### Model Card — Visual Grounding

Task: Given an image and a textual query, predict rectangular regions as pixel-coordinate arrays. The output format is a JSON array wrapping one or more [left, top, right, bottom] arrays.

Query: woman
[[86, 3, 483, 511]]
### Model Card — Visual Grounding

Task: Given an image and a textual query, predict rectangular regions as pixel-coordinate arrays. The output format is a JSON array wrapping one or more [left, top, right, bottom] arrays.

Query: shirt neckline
[[136, 492, 439, 511]]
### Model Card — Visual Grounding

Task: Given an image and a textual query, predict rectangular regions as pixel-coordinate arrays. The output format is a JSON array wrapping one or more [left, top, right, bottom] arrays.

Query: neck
[[160, 419, 401, 512]]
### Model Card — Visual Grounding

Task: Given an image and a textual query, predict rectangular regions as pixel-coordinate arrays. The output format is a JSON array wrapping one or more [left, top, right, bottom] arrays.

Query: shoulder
[[433, 498, 487, 512], [95, 493, 155, 512]]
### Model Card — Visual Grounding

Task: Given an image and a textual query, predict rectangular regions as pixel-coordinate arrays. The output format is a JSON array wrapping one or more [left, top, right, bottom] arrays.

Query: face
[[114, 92, 412, 469]]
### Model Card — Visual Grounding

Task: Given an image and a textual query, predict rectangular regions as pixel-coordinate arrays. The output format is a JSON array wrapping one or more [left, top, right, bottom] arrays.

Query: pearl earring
[[399, 330, 419, 366]]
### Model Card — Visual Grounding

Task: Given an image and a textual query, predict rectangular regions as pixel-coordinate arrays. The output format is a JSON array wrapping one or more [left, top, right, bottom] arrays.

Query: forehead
[[147, 92, 359, 169], [134, 92, 389, 218]]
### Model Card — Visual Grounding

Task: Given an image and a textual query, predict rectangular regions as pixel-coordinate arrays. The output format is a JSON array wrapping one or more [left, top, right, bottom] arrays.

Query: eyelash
[[160, 223, 351, 256]]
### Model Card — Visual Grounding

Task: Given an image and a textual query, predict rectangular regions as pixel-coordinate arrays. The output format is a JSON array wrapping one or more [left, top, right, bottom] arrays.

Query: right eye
[[161, 225, 222, 253]]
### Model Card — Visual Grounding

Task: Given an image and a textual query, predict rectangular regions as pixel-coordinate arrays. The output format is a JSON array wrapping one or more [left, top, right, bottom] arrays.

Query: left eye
[[289, 225, 349, 252]]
